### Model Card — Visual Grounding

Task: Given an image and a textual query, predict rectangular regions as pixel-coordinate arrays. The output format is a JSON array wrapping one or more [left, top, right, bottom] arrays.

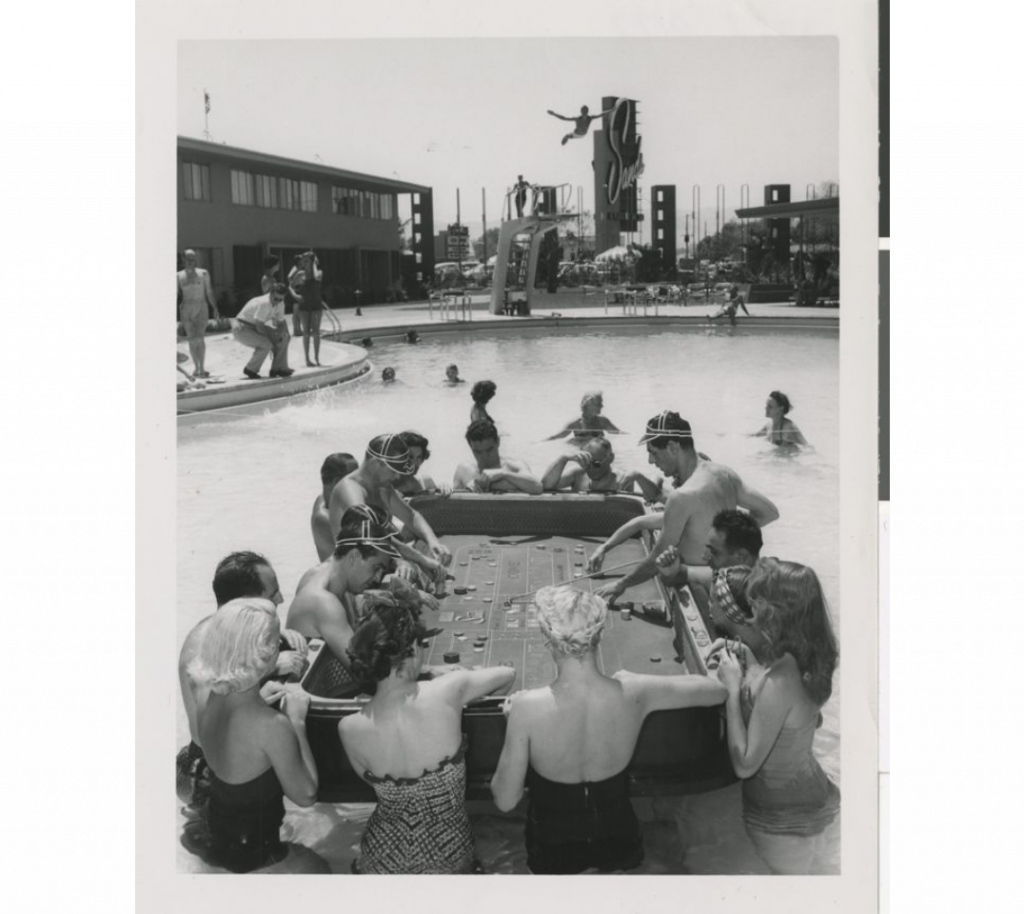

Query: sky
[[177, 37, 837, 244]]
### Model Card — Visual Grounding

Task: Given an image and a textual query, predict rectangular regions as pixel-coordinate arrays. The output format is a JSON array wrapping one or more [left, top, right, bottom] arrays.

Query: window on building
[[300, 181, 318, 212], [279, 178, 300, 210], [255, 173, 277, 208], [231, 169, 255, 206], [182, 162, 211, 201], [332, 186, 356, 216]]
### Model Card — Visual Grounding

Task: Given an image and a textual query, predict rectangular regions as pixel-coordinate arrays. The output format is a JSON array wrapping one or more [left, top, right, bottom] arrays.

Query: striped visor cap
[[367, 433, 416, 475], [638, 411, 693, 445], [335, 514, 402, 559]]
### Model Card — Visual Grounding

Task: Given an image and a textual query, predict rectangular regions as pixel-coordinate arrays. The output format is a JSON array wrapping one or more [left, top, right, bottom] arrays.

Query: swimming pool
[[176, 321, 840, 873]]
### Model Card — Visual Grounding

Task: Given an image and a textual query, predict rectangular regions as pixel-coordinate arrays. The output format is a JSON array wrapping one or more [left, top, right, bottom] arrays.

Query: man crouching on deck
[[454, 419, 543, 494], [328, 433, 452, 591], [594, 411, 778, 605]]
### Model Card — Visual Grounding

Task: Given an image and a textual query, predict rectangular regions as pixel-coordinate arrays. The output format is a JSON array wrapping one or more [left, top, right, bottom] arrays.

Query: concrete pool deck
[[177, 292, 839, 414]]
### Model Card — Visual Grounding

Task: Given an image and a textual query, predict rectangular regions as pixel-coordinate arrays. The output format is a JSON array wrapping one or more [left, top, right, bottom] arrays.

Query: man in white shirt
[[231, 284, 294, 379]]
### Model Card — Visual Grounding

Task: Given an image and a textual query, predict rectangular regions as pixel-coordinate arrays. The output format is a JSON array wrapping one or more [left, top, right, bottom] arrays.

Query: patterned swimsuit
[[354, 737, 475, 874]]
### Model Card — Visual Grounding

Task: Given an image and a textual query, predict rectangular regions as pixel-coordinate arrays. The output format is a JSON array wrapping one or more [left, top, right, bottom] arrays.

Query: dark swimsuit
[[299, 276, 323, 313], [182, 766, 288, 873], [524, 766, 643, 874]]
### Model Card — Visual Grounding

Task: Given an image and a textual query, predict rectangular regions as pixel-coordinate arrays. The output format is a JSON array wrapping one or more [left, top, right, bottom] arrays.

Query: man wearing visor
[[287, 506, 408, 667], [328, 434, 452, 591], [593, 411, 778, 604]]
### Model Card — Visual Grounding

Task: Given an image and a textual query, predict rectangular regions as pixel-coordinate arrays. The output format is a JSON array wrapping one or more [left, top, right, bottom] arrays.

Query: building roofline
[[177, 136, 432, 194], [735, 197, 839, 220]]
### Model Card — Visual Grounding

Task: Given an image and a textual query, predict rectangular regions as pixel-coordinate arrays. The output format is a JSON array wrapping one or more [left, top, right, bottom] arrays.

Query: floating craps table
[[299, 494, 733, 801]]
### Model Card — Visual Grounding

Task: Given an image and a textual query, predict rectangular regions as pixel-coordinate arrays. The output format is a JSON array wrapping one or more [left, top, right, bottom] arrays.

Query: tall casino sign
[[593, 95, 645, 253]]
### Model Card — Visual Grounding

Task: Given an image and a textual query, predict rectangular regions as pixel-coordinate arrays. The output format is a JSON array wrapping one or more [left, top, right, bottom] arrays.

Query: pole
[[456, 189, 462, 273], [481, 188, 488, 266]]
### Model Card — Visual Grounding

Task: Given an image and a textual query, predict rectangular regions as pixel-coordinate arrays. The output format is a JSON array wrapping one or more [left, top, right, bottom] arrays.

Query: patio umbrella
[[595, 245, 636, 262]]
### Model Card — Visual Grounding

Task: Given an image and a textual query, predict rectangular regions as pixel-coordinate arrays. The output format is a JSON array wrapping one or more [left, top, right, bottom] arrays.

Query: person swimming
[[545, 390, 623, 441], [752, 390, 808, 447], [470, 379, 496, 424], [382, 366, 396, 383], [445, 363, 465, 384]]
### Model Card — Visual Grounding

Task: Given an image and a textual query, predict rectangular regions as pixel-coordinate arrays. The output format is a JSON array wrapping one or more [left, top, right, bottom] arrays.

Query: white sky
[[177, 37, 837, 240]]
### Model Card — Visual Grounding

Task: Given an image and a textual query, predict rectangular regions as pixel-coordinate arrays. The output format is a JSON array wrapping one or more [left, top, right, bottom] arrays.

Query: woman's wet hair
[[187, 598, 280, 694], [744, 558, 838, 706], [346, 592, 429, 685], [580, 390, 603, 410], [535, 586, 606, 658], [471, 380, 497, 404], [398, 430, 430, 461], [768, 391, 792, 414]]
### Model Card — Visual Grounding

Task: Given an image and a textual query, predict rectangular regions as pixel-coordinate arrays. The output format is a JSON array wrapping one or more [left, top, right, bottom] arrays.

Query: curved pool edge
[[177, 338, 370, 419]]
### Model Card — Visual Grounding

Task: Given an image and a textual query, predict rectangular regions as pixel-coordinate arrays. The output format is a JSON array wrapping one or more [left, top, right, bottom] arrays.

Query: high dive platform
[[489, 183, 578, 315]]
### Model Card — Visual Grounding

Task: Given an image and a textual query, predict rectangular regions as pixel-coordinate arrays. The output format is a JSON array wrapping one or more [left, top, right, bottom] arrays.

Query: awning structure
[[736, 197, 839, 220]]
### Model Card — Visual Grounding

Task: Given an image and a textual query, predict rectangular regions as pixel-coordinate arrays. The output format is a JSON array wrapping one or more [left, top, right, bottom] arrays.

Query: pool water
[[177, 322, 840, 874]]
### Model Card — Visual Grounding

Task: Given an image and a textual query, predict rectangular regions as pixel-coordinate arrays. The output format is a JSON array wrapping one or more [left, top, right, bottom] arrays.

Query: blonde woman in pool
[[490, 586, 725, 874]]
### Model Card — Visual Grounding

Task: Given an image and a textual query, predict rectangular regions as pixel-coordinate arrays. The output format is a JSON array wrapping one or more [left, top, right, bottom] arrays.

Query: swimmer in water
[[311, 453, 359, 561], [406, 329, 420, 344], [382, 366, 396, 383], [445, 363, 465, 385], [545, 390, 622, 441], [470, 379, 497, 424], [546, 103, 616, 146], [752, 391, 808, 447]]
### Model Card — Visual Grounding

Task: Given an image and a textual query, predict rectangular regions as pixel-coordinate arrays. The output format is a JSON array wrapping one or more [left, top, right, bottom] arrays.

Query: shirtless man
[[176, 551, 307, 807], [288, 507, 443, 673], [328, 433, 452, 587], [311, 452, 359, 561], [287, 507, 403, 665], [453, 419, 543, 494], [547, 104, 616, 146], [593, 411, 778, 604], [541, 436, 660, 498]]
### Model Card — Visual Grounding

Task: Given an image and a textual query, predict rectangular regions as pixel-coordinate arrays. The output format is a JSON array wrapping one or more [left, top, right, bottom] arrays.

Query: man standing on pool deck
[[176, 249, 220, 378], [594, 412, 778, 604], [454, 419, 544, 494], [328, 434, 452, 588]]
